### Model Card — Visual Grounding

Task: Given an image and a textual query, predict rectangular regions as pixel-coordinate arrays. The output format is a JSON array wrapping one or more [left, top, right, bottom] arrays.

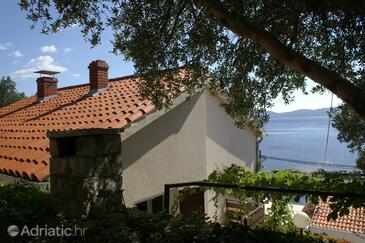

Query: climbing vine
[[205, 165, 365, 230]]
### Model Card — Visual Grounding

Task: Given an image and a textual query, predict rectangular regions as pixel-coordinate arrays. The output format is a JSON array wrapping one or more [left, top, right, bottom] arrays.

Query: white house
[[0, 60, 259, 220]]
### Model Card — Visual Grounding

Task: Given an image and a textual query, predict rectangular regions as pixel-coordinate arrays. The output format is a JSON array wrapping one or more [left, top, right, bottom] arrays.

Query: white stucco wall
[[204, 90, 257, 220], [122, 93, 207, 206], [205, 90, 256, 174], [121, 90, 257, 219]]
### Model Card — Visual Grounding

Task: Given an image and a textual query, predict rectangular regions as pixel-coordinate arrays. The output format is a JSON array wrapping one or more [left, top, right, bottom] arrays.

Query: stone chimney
[[37, 76, 58, 101], [88, 60, 109, 94]]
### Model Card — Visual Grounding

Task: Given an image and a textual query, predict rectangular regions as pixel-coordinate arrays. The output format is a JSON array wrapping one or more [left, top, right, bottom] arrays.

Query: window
[[179, 191, 204, 217], [135, 192, 205, 216], [135, 195, 164, 213], [152, 195, 163, 213], [136, 201, 147, 211]]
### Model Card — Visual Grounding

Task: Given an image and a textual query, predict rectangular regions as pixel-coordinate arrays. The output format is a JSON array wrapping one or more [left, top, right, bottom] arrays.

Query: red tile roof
[[310, 202, 365, 234], [0, 76, 157, 182]]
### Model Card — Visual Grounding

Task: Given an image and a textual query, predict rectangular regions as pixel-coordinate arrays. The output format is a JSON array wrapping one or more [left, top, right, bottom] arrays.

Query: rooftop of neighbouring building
[[310, 201, 365, 234]]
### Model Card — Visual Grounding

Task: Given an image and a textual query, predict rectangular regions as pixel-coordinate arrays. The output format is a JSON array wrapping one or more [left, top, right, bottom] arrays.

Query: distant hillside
[[268, 108, 330, 118]]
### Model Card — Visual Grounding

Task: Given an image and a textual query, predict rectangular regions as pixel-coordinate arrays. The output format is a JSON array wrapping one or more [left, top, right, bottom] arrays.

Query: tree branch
[[198, 0, 365, 120]]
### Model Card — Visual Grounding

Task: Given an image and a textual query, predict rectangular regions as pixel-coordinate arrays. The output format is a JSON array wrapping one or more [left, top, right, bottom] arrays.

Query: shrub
[[0, 183, 338, 243]]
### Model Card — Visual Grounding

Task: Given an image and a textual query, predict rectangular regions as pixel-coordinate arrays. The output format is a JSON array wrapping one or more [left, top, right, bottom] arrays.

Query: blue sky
[[0, 0, 341, 113]]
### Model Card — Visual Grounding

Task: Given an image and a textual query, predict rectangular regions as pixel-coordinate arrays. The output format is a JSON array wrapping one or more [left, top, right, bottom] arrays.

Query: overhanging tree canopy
[[19, 0, 365, 126]]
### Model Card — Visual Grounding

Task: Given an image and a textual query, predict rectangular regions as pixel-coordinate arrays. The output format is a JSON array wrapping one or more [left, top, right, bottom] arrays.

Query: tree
[[0, 76, 26, 107], [19, 0, 365, 126], [332, 103, 365, 171]]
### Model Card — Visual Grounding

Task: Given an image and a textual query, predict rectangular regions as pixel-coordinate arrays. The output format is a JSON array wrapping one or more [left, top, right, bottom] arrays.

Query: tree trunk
[[199, 0, 365, 120]]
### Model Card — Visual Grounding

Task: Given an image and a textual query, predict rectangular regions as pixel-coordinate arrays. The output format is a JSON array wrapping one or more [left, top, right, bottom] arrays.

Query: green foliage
[[356, 151, 365, 171], [265, 194, 296, 231], [0, 76, 26, 107], [0, 183, 54, 224], [0, 182, 336, 242], [19, 0, 365, 127], [0, 183, 56, 242], [61, 208, 334, 242], [332, 103, 365, 171], [207, 165, 365, 226]]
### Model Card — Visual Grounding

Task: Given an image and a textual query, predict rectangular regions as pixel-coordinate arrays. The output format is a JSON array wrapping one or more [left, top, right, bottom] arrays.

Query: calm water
[[260, 114, 359, 172]]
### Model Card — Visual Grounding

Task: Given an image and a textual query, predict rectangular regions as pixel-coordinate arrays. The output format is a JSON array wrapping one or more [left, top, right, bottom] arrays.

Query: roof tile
[[310, 201, 365, 234], [0, 76, 156, 181]]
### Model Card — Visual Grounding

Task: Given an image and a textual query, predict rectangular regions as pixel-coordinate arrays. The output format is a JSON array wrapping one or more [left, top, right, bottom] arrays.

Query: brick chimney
[[37, 76, 58, 101], [88, 60, 109, 94]]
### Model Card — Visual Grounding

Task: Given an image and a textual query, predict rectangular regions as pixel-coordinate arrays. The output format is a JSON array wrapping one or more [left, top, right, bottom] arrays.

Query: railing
[[163, 181, 365, 212]]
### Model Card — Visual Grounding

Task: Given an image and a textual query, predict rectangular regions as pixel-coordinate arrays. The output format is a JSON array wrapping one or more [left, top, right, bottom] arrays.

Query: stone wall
[[48, 128, 124, 218]]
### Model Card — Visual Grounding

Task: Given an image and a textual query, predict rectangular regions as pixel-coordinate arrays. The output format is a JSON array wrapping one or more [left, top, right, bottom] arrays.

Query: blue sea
[[260, 111, 359, 172]]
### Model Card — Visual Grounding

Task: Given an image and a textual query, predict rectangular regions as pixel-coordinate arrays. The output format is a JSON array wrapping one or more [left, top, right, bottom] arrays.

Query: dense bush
[[0, 183, 56, 228], [0, 183, 339, 243]]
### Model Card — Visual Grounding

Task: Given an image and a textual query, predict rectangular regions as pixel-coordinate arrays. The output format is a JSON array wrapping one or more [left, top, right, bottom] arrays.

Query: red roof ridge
[[56, 74, 136, 91], [108, 74, 139, 82], [57, 83, 89, 91]]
